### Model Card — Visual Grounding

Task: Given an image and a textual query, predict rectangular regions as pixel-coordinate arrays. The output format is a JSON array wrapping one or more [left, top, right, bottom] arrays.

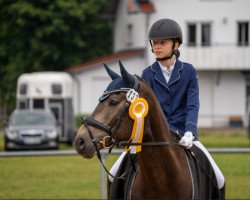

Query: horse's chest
[[130, 170, 160, 199]]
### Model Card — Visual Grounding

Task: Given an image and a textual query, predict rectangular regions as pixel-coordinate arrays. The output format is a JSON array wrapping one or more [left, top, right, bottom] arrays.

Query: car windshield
[[9, 112, 55, 126]]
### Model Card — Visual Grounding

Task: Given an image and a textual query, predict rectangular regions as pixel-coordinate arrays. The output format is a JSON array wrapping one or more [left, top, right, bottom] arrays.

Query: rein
[[117, 141, 179, 147]]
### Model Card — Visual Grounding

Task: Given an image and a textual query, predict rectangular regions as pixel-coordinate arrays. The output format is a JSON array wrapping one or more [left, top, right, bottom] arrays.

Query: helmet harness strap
[[150, 39, 179, 61]]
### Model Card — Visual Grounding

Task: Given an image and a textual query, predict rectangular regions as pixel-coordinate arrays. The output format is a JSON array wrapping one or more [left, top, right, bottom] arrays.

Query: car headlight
[[47, 130, 57, 138], [6, 131, 18, 139]]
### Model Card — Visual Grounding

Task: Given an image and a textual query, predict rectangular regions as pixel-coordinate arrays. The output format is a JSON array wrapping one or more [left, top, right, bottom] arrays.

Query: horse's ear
[[119, 60, 135, 88], [103, 63, 120, 80]]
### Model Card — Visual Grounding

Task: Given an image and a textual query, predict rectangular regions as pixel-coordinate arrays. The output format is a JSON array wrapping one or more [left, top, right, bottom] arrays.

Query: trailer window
[[19, 84, 27, 95], [33, 99, 44, 109], [18, 99, 29, 109], [52, 84, 62, 95]]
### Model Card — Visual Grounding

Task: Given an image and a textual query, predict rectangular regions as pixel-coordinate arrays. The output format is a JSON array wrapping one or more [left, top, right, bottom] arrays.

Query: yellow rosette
[[125, 98, 149, 153]]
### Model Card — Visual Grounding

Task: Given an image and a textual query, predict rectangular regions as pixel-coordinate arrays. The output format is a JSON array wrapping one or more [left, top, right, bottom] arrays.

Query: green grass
[[0, 129, 250, 199], [199, 129, 250, 148], [0, 155, 119, 199], [213, 154, 250, 199]]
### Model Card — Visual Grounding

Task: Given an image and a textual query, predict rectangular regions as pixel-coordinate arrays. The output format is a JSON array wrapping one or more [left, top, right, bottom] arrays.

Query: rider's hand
[[178, 131, 195, 149]]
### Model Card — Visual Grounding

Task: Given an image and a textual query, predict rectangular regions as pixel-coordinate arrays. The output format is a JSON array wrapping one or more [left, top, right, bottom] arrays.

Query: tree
[[0, 0, 112, 111]]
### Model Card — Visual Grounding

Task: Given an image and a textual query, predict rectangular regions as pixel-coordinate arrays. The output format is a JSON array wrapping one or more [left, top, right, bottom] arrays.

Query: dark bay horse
[[74, 62, 223, 199]]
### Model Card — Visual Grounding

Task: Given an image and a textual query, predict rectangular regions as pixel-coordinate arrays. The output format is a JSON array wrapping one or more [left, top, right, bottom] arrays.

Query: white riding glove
[[178, 131, 195, 149]]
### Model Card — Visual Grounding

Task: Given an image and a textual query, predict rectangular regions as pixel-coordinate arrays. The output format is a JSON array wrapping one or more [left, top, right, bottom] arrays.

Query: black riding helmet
[[148, 19, 182, 60], [148, 18, 182, 44]]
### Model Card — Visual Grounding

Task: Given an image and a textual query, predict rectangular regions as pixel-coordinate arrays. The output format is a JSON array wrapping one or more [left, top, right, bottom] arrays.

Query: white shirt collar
[[158, 59, 176, 72], [158, 59, 176, 83]]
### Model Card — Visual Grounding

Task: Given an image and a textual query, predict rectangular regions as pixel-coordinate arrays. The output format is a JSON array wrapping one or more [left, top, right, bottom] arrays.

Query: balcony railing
[[181, 43, 250, 70]]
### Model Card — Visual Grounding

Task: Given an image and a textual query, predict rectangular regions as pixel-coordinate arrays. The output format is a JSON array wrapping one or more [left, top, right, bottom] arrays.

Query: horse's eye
[[109, 100, 119, 106]]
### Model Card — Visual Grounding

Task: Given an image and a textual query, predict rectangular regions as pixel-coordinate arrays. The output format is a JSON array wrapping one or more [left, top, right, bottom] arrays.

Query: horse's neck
[[137, 96, 185, 190], [141, 114, 179, 171], [146, 95, 173, 143], [131, 85, 192, 198]]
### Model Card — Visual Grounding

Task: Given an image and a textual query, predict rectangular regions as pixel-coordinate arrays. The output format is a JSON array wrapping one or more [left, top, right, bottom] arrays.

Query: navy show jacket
[[141, 59, 199, 140]]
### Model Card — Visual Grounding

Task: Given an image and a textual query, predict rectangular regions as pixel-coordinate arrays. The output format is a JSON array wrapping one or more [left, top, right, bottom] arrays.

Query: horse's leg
[[219, 184, 226, 200]]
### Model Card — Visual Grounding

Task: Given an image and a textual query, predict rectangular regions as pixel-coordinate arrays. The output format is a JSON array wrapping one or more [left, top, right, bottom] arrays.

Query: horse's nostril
[[77, 138, 85, 150]]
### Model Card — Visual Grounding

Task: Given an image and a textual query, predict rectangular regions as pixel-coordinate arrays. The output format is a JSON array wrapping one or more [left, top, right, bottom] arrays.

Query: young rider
[[141, 18, 225, 190]]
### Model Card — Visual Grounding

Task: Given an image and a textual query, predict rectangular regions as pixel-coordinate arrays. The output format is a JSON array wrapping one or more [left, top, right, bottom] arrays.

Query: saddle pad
[[109, 153, 138, 200], [186, 145, 221, 200]]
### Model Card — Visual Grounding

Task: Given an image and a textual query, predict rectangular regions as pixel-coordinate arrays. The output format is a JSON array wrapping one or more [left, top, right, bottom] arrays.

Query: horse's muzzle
[[76, 137, 85, 150], [74, 136, 96, 159]]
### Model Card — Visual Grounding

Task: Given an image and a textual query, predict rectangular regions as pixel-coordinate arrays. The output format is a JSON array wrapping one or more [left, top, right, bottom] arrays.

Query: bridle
[[84, 89, 131, 141], [82, 76, 140, 179], [82, 76, 179, 179], [84, 76, 140, 149]]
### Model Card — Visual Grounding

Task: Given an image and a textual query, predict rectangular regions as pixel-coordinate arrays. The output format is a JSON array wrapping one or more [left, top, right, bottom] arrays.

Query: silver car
[[4, 109, 59, 151]]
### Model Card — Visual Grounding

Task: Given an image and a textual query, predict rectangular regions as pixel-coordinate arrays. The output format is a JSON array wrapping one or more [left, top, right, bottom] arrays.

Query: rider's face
[[151, 39, 178, 59]]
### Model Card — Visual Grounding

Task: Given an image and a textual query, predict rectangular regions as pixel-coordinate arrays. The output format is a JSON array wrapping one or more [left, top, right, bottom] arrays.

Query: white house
[[67, 0, 250, 128]]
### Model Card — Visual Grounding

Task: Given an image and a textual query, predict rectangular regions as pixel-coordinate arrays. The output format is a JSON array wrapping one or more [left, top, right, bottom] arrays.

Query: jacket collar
[[151, 59, 183, 89]]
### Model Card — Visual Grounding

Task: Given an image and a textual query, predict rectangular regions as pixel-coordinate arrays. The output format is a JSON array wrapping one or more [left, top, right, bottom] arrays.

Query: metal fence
[[1, 148, 250, 199], [1, 148, 250, 158]]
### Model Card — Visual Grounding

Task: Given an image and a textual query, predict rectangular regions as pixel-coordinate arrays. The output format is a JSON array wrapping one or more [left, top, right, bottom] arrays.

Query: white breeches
[[109, 142, 225, 189], [193, 141, 225, 189]]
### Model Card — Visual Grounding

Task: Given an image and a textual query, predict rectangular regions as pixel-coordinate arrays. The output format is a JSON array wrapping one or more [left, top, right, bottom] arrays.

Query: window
[[187, 24, 197, 46], [126, 24, 133, 47], [52, 84, 62, 95], [33, 99, 44, 109], [238, 22, 249, 46], [201, 23, 211, 46], [187, 22, 212, 46], [19, 84, 27, 95], [18, 99, 29, 109]]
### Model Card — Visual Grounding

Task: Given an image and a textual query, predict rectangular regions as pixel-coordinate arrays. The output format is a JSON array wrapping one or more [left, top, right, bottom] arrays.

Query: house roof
[[127, 0, 155, 13], [66, 48, 145, 72], [101, 0, 155, 19]]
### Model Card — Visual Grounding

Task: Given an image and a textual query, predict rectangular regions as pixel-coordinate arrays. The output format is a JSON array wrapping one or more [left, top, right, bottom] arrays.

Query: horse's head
[[74, 61, 156, 158]]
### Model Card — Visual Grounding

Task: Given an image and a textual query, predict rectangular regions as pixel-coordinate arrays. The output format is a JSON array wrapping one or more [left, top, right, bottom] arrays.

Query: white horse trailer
[[16, 72, 76, 143]]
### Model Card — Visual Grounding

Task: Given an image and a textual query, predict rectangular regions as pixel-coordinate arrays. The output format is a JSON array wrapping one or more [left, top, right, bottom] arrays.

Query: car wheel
[[4, 137, 10, 151]]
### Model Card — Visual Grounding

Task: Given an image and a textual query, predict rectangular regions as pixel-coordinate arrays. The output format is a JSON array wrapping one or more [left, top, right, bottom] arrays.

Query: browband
[[99, 76, 140, 102]]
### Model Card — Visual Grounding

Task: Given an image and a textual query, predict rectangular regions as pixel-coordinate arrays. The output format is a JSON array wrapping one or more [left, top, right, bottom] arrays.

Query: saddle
[[171, 130, 221, 199], [109, 153, 138, 200], [185, 145, 221, 199], [109, 131, 222, 200]]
